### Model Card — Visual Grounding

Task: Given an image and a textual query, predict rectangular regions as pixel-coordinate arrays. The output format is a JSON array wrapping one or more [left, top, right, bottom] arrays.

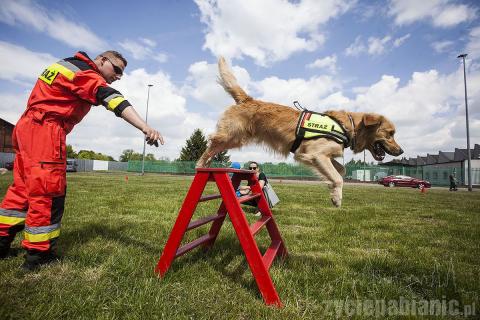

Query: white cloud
[[466, 26, 480, 60], [0, 41, 57, 82], [0, 0, 106, 51], [183, 60, 252, 111], [118, 38, 168, 63], [345, 34, 410, 57], [393, 33, 411, 47], [345, 36, 366, 57], [195, 0, 353, 66], [432, 40, 455, 53], [0, 91, 31, 124], [388, 0, 477, 28], [368, 36, 392, 55], [254, 75, 340, 109], [307, 55, 337, 74]]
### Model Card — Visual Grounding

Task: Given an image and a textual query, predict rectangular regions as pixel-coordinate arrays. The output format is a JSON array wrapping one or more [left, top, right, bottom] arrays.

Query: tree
[[77, 150, 115, 161], [178, 129, 207, 161], [119, 149, 143, 162], [213, 150, 230, 164], [145, 153, 156, 161], [66, 144, 77, 159]]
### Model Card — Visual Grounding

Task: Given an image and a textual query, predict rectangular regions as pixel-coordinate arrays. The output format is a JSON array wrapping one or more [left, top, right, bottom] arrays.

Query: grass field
[[0, 172, 479, 319]]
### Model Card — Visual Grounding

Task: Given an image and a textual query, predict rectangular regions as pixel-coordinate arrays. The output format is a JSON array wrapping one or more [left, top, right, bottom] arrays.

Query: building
[[0, 118, 15, 153], [382, 144, 480, 186]]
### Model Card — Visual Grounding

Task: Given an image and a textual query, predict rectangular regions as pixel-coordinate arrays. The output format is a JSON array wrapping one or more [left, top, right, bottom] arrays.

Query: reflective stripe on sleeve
[[106, 96, 126, 111]]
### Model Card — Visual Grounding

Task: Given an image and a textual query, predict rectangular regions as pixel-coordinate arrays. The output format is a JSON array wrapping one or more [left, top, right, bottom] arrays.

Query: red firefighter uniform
[[0, 52, 131, 253]]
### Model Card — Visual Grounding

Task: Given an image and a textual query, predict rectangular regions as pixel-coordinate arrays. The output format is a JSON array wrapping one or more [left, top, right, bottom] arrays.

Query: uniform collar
[[74, 51, 100, 72]]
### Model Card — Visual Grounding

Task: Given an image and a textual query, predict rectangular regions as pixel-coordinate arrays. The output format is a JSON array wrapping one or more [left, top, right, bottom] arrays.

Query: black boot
[[21, 250, 60, 271], [0, 235, 16, 259]]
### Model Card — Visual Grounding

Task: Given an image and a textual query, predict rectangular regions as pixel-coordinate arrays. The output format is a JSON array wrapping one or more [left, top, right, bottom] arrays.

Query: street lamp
[[457, 53, 472, 191], [141, 84, 153, 176]]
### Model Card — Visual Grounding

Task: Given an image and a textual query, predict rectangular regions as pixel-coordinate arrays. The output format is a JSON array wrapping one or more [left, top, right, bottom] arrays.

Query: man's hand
[[120, 106, 165, 147], [143, 126, 164, 147]]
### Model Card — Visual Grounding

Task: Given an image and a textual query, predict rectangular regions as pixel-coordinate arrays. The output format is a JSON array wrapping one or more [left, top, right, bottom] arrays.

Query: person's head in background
[[230, 162, 241, 169]]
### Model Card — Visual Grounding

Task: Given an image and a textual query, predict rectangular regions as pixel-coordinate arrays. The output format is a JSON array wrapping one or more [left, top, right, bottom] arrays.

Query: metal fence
[[128, 160, 479, 186], [0, 153, 127, 172]]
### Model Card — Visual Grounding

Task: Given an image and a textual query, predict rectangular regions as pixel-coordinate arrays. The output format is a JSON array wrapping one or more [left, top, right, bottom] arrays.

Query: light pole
[[457, 54, 472, 191], [141, 84, 153, 176]]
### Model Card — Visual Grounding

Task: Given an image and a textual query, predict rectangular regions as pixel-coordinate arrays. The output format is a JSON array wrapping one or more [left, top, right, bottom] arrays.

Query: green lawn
[[0, 172, 479, 319]]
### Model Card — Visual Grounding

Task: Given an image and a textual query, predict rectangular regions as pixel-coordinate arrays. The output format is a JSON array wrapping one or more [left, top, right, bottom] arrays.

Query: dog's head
[[358, 113, 403, 161]]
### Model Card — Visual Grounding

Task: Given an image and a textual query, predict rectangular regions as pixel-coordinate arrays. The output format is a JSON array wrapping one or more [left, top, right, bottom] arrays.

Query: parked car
[[66, 159, 77, 172], [4, 161, 14, 171], [378, 175, 431, 189]]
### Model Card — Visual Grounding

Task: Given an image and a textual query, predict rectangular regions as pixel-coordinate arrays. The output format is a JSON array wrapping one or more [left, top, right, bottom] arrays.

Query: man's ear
[[363, 113, 383, 127]]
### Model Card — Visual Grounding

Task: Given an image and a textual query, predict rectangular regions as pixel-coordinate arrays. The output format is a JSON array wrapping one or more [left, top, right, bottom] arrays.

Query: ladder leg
[[214, 173, 282, 306], [155, 172, 210, 276]]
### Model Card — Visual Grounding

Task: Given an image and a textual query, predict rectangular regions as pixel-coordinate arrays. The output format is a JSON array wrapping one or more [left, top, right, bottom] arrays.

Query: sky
[[0, 0, 479, 164]]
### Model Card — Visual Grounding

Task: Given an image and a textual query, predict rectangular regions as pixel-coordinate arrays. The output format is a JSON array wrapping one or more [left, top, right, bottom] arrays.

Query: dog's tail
[[217, 56, 252, 104]]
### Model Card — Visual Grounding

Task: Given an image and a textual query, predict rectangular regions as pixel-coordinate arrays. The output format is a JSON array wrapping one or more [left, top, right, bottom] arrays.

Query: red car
[[379, 175, 431, 189]]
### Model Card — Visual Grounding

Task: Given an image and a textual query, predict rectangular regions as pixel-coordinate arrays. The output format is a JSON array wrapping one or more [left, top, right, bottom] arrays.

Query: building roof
[[383, 144, 479, 166]]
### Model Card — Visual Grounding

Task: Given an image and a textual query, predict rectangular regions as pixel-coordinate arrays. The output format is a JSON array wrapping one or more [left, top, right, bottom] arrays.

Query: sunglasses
[[249, 166, 258, 170], [103, 56, 123, 76]]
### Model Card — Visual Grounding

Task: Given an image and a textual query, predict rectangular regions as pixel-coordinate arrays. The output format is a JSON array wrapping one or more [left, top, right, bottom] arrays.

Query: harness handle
[[293, 100, 306, 111]]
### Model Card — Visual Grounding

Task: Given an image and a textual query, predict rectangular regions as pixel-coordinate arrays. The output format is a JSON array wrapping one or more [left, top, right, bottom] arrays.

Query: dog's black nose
[[398, 148, 404, 155]]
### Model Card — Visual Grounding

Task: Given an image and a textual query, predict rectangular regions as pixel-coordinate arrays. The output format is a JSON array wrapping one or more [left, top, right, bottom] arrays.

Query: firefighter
[[0, 50, 164, 270]]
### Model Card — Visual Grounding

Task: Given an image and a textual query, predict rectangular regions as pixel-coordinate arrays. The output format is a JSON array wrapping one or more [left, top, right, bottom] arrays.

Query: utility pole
[[457, 54, 472, 191], [141, 84, 153, 176]]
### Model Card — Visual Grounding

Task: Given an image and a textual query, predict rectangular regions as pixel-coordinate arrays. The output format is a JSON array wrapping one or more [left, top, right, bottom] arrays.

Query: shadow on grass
[[60, 222, 160, 257], [348, 258, 465, 304]]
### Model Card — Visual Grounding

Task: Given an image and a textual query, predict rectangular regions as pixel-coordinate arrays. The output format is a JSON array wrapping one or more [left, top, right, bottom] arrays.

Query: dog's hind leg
[[196, 143, 224, 168], [196, 134, 243, 168]]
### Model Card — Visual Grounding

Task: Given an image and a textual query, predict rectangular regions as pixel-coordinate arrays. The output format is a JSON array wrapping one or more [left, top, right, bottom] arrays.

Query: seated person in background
[[230, 162, 251, 196], [243, 162, 269, 216]]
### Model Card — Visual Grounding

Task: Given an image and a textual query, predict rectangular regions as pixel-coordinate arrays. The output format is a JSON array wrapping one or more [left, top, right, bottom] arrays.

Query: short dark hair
[[249, 161, 259, 168], [97, 50, 127, 67]]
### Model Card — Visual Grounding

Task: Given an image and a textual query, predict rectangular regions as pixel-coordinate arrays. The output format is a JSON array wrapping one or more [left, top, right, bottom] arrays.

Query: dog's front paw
[[331, 197, 342, 207]]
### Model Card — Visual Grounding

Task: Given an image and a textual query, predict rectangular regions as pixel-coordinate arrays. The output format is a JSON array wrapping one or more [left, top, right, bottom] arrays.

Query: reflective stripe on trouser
[[24, 222, 61, 242], [1, 113, 67, 252], [0, 208, 26, 238]]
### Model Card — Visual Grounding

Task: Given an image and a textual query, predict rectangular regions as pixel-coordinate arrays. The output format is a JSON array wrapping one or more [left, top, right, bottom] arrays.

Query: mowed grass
[[0, 172, 479, 319]]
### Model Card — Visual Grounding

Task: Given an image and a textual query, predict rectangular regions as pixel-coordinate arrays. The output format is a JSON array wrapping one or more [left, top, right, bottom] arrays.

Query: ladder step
[[199, 194, 222, 202], [187, 214, 224, 231], [239, 193, 261, 204], [175, 234, 215, 258], [262, 240, 281, 270], [249, 215, 272, 236]]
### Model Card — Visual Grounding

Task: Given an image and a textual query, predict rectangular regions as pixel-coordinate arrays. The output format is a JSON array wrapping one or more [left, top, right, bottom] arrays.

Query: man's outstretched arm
[[120, 106, 164, 146]]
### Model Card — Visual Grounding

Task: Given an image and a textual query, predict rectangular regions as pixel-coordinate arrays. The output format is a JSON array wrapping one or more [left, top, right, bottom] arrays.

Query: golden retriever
[[197, 57, 403, 207]]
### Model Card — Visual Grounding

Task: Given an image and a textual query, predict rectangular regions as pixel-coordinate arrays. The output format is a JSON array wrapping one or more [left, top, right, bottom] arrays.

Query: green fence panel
[[126, 160, 478, 187]]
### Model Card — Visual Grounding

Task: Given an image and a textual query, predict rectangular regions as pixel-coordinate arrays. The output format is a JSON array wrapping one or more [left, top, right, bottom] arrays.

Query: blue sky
[[0, 0, 479, 164]]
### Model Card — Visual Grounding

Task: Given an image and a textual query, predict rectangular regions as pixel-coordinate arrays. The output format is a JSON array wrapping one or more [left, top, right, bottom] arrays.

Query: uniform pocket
[[28, 162, 66, 197]]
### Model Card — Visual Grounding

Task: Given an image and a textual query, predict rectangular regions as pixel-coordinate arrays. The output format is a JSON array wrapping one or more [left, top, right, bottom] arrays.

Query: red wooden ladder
[[155, 168, 287, 307]]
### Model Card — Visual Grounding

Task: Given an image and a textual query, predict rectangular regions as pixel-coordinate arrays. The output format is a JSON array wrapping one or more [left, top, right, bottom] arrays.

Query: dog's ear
[[363, 113, 383, 127]]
